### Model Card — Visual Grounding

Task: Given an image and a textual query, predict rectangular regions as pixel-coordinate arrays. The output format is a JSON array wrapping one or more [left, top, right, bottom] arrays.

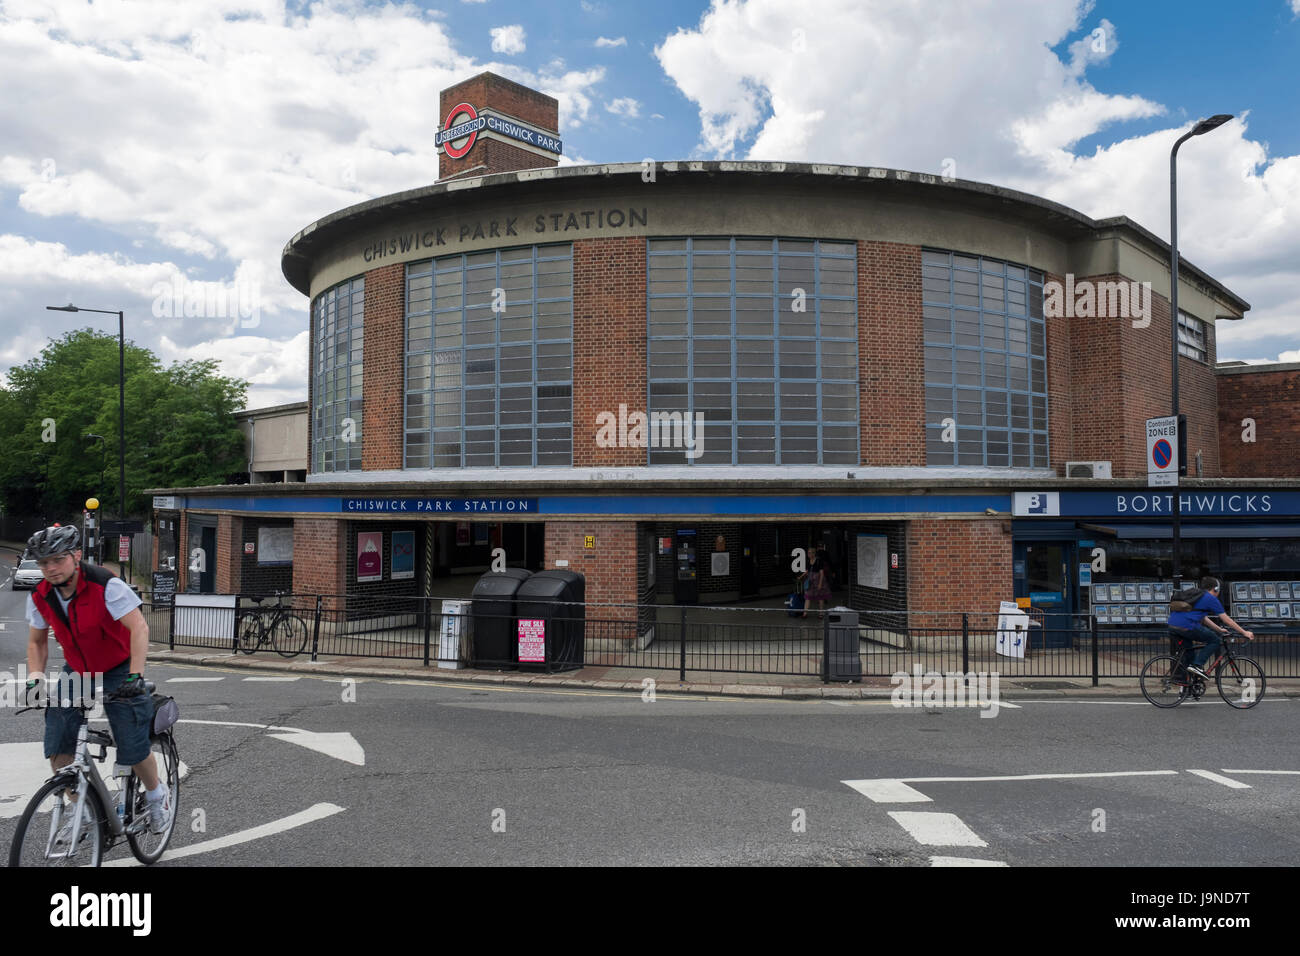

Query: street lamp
[[47, 303, 128, 581], [1169, 114, 1232, 589], [83, 433, 107, 560]]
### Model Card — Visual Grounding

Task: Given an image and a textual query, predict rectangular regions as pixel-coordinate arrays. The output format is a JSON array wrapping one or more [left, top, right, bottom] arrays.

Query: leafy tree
[[0, 329, 247, 521]]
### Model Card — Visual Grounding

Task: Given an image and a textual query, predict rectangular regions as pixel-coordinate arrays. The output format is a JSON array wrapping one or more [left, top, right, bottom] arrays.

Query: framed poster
[[1138, 583, 1153, 602], [1279, 602, 1293, 619], [1094, 606, 1109, 624], [1249, 583, 1264, 601], [1250, 604, 1263, 619], [357, 531, 383, 582], [1278, 583, 1292, 601], [258, 526, 294, 566], [391, 530, 415, 580], [856, 534, 888, 590], [1123, 584, 1139, 602], [1232, 582, 1249, 602], [710, 551, 729, 577]]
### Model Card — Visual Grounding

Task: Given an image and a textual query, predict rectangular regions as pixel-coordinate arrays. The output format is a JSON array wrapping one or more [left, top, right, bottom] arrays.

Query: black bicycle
[[9, 684, 180, 866], [237, 591, 309, 658], [1140, 634, 1265, 709]]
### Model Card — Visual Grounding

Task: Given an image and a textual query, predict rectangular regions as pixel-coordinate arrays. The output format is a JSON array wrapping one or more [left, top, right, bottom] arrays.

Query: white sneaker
[[146, 791, 172, 834]]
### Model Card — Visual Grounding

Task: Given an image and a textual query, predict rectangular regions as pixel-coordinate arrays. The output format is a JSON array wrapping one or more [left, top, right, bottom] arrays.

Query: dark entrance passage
[[427, 520, 544, 597]]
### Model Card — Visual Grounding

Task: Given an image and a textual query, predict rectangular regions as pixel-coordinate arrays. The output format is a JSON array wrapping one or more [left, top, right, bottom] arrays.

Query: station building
[[150, 72, 1300, 631]]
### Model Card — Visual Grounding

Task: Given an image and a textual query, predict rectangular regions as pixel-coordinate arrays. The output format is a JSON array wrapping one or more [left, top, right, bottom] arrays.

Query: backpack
[[1168, 587, 1205, 613]]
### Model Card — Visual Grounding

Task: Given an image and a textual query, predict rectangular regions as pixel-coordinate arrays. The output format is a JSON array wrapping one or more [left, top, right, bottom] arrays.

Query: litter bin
[[471, 568, 532, 667], [514, 570, 585, 672], [824, 607, 861, 682]]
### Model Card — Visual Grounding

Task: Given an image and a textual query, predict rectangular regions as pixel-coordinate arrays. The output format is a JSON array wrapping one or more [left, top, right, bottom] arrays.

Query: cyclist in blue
[[1167, 576, 1253, 679]]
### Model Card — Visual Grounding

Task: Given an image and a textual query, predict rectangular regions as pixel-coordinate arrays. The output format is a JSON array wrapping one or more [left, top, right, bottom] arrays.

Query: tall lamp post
[[47, 304, 128, 581], [1168, 115, 1232, 590], [83, 433, 107, 562]]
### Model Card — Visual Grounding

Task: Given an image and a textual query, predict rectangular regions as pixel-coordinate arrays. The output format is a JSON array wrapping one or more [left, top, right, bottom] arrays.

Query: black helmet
[[27, 525, 80, 559]]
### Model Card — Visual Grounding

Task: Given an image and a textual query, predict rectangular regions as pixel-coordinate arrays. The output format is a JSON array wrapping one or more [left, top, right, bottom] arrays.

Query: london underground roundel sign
[[437, 102, 484, 159]]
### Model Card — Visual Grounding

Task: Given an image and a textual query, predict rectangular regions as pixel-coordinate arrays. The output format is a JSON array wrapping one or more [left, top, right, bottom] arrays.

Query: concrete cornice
[[280, 161, 1249, 314]]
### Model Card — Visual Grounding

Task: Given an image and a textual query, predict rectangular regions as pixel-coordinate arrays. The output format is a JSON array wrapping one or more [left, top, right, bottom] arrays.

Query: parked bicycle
[[237, 591, 309, 658], [1140, 634, 1265, 709], [8, 684, 180, 867]]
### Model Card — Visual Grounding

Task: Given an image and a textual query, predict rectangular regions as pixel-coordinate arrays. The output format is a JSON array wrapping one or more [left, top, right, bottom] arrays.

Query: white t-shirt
[[26, 576, 142, 630]]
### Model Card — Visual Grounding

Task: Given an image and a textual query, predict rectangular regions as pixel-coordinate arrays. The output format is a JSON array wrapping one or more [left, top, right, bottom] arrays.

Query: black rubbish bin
[[514, 570, 586, 672], [471, 568, 532, 667], [825, 607, 861, 682]]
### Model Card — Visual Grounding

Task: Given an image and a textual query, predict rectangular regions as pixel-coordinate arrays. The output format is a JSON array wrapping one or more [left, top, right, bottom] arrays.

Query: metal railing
[[141, 594, 1300, 683]]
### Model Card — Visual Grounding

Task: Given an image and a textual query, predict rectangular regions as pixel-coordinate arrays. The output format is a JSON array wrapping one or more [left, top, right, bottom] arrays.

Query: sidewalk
[[146, 643, 1300, 700]]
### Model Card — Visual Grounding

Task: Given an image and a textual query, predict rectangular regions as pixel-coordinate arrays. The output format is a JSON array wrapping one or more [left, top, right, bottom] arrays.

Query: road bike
[[9, 684, 180, 866], [237, 590, 309, 658], [1139, 634, 1265, 710]]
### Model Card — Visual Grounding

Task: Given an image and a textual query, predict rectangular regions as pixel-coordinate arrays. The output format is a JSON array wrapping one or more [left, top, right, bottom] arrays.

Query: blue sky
[[1, 0, 1298, 407]]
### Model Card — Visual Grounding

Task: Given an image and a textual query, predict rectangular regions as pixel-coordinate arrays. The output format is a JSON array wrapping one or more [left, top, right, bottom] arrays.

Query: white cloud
[[605, 97, 641, 118], [656, 0, 1300, 362], [595, 36, 626, 48], [489, 24, 526, 55], [1292, 0, 1300, 17], [0, 3, 608, 404]]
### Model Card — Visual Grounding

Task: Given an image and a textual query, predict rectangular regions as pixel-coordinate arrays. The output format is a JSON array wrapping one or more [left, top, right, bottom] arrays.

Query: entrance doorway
[[1014, 540, 1076, 646]]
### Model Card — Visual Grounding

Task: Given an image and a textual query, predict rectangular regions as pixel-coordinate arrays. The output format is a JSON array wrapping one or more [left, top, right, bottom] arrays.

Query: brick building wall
[[361, 262, 405, 470], [544, 521, 639, 619], [1042, 271, 1075, 471], [1218, 365, 1300, 477], [905, 518, 1012, 627], [292, 519, 347, 611], [859, 240, 925, 466], [572, 237, 648, 466], [215, 514, 243, 594]]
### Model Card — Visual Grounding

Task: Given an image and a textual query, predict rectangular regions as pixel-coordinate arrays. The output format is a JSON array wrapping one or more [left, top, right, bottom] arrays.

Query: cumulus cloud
[[605, 97, 641, 118], [0, 3, 607, 405], [655, 0, 1300, 362], [595, 36, 626, 47], [489, 24, 526, 54]]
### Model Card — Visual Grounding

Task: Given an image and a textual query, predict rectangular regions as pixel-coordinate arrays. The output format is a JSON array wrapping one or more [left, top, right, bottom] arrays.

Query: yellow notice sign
[[584, 535, 595, 549], [1016, 597, 1032, 608]]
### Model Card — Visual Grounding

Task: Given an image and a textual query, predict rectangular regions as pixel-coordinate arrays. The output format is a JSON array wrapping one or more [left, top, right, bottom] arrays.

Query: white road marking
[[843, 779, 932, 803], [178, 718, 269, 729], [930, 856, 1008, 867], [166, 677, 224, 683], [266, 730, 365, 766], [1220, 769, 1300, 775], [843, 770, 1178, 803], [1187, 769, 1251, 789], [889, 811, 987, 847], [0, 742, 189, 820], [243, 676, 300, 682], [104, 802, 346, 866]]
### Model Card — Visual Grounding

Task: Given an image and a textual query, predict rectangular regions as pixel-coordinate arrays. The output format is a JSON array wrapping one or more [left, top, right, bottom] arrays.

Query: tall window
[[647, 237, 858, 465], [922, 250, 1049, 467], [311, 277, 364, 472], [405, 244, 573, 468], [1177, 311, 1207, 363]]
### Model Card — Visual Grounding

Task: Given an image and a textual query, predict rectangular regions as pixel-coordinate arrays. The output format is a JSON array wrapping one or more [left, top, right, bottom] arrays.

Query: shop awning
[[1113, 524, 1300, 539]]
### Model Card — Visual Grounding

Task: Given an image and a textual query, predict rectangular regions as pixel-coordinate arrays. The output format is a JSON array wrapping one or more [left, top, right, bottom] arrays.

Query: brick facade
[[905, 518, 1012, 628], [292, 519, 347, 611], [215, 514, 243, 594], [572, 237, 648, 466], [438, 73, 559, 181], [1218, 365, 1300, 477], [544, 521, 640, 619], [361, 262, 405, 470], [859, 240, 925, 466]]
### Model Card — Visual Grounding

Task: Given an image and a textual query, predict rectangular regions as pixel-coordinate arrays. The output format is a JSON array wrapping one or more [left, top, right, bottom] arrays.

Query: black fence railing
[[140, 594, 1300, 683]]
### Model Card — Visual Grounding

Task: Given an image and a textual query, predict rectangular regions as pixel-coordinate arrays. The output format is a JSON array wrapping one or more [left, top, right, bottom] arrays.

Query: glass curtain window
[[311, 277, 365, 472], [646, 237, 858, 465], [922, 250, 1049, 467], [404, 244, 572, 468]]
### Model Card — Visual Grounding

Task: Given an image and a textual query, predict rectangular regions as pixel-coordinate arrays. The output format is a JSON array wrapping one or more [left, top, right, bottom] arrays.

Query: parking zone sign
[[1146, 416, 1178, 487]]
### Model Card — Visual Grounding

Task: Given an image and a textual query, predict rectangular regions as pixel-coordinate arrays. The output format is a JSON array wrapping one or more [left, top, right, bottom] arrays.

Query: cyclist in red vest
[[23, 525, 171, 838]]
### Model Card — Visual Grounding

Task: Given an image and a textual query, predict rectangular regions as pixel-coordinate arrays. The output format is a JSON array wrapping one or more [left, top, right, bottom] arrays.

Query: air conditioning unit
[[1065, 461, 1112, 479]]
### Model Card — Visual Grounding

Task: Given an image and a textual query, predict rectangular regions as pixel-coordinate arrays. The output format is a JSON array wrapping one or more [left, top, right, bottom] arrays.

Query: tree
[[0, 329, 248, 520]]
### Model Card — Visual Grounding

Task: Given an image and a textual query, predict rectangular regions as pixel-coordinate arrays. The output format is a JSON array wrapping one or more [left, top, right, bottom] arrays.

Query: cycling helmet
[[27, 525, 80, 559]]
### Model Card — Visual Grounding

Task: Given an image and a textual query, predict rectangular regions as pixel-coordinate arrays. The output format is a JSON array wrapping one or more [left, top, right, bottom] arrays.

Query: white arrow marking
[[889, 811, 987, 847], [1187, 769, 1251, 789], [104, 803, 346, 866], [930, 856, 1009, 867], [266, 730, 365, 766]]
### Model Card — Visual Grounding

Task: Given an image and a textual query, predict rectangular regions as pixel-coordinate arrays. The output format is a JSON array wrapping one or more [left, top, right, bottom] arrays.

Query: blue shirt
[[1168, 590, 1225, 630]]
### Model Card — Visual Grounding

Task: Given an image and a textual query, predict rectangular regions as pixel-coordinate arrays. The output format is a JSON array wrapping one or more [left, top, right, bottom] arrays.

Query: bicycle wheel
[[1140, 655, 1189, 708], [8, 777, 105, 867], [1217, 656, 1265, 709], [272, 613, 309, 658], [126, 733, 180, 864], [238, 612, 265, 654]]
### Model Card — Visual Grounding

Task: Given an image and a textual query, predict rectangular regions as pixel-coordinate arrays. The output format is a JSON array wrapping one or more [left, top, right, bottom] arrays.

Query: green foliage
[[0, 329, 248, 519]]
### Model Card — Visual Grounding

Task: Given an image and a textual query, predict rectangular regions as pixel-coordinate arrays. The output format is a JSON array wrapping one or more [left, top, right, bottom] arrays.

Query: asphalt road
[[2, 557, 1298, 868]]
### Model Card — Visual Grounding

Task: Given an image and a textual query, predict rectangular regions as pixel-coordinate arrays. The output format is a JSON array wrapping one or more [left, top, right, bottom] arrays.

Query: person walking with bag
[[801, 548, 833, 619]]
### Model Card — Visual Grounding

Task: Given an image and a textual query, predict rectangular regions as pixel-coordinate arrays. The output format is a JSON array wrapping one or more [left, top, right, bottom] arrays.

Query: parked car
[[13, 559, 43, 590]]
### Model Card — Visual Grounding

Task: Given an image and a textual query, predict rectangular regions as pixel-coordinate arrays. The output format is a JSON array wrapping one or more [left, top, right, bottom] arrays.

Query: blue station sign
[[343, 498, 537, 513]]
